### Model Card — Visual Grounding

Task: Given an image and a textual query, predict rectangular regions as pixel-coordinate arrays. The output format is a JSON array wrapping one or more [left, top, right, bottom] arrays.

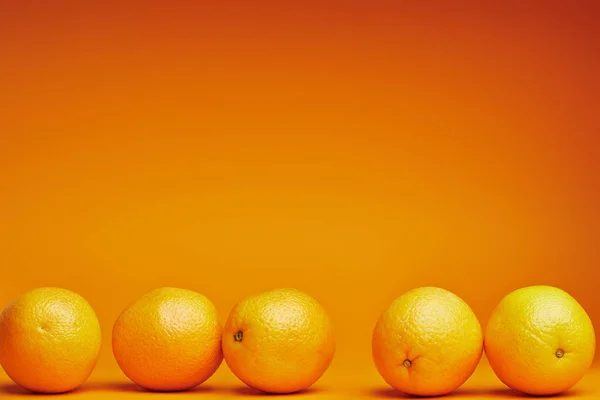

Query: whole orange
[[372, 287, 483, 396], [112, 287, 222, 391], [0, 287, 101, 393], [222, 288, 335, 393], [485, 285, 596, 395]]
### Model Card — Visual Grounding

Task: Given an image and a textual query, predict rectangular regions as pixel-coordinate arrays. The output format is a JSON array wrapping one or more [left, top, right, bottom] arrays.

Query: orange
[[0, 287, 101, 393], [372, 287, 483, 396], [485, 285, 596, 395], [222, 288, 335, 393], [112, 287, 222, 391]]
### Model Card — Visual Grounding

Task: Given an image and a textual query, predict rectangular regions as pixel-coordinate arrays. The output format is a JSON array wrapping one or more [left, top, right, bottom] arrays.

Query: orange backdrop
[[0, 1, 599, 397]]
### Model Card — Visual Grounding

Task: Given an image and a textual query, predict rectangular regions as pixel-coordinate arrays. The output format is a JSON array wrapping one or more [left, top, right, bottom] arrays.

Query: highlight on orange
[[1, 0, 599, 399]]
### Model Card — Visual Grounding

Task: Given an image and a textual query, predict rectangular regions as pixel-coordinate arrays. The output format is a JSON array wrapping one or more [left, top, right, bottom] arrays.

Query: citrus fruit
[[485, 285, 596, 395], [112, 287, 222, 391], [372, 287, 483, 396], [0, 287, 101, 393], [222, 288, 335, 393]]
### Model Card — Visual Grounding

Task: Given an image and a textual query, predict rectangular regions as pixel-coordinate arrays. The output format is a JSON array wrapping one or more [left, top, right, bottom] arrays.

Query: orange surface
[[1, 362, 600, 399], [0, 1, 599, 398]]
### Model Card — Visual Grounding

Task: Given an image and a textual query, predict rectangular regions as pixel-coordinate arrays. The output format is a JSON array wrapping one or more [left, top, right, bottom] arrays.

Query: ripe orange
[[0, 287, 101, 393], [112, 287, 222, 391], [222, 288, 335, 393], [372, 287, 483, 396], [485, 285, 596, 395]]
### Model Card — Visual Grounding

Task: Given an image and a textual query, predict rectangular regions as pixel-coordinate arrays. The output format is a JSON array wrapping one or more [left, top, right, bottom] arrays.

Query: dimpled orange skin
[[112, 287, 222, 391], [485, 285, 596, 396], [372, 287, 483, 396], [0, 287, 102, 393], [222, 288, 336, 394]]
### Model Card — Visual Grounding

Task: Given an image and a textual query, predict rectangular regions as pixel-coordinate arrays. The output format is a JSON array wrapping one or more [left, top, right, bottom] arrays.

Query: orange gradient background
[[1, 1, 599, 398]]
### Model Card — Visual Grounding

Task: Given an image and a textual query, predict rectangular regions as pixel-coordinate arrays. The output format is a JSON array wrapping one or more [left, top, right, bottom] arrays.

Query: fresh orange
[[222, 288, 335, 393], [112, 287, 222, 391], [485, 285, 596, 395], [372, 287, 483, 396], [0, 287, 101, 393]]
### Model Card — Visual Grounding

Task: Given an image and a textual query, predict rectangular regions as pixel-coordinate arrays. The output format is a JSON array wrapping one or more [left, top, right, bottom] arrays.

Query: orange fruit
[[372, 287, 483, 396], [112, 287, 222, 391], [222, 288, 335, 393], [0, 287, 101, 393], [485, 285, 596, 395]]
